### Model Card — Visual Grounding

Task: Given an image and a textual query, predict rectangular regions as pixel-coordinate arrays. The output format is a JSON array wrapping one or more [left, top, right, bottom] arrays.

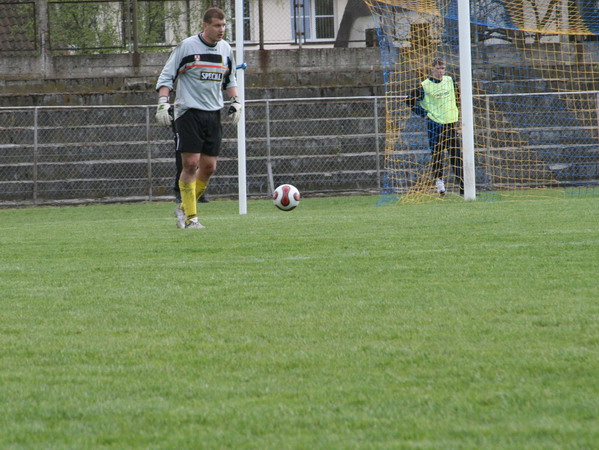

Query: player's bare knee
[[182, 164, 198, 176], [200, 161, 217, 178], [205, 164, 217, 177]]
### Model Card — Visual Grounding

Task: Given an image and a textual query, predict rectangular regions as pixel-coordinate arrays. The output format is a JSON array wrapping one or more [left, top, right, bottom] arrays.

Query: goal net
[[363, 0, 599, 201]]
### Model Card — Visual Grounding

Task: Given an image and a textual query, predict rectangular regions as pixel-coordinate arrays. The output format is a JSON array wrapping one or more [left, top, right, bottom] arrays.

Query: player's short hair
[[432, 58, 446, 67], [204, 8, 226, 24]]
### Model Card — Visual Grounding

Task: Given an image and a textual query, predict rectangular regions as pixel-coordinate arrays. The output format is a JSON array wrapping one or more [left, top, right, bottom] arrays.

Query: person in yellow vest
[[406, 59, 464, 196]]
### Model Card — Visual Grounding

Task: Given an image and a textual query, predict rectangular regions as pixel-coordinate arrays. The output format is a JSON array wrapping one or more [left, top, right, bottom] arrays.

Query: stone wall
[[0, 48, 385, 106]]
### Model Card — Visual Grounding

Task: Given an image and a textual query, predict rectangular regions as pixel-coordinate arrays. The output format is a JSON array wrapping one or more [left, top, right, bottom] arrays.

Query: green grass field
[[1, 194, 598, 448]]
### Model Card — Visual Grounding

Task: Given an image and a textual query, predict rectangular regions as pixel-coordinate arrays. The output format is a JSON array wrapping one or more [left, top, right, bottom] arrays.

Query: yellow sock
[[196, 179, 208, 202], [178, 180, 197, 221]]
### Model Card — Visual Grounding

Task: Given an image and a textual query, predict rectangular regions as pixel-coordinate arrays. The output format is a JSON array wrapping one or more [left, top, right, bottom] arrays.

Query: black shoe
[[198, 195, 209, 203]]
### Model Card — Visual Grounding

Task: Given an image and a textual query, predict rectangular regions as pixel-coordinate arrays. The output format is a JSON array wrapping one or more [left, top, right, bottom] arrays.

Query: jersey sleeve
[[155, 44, 183, 91], [222, 48, 238, 90]]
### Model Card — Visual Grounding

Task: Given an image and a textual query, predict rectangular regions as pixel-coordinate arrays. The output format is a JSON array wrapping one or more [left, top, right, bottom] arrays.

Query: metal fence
[[0, 97, 385, 206], [2, 92, 598, 207], [0, 0, 366, 55]]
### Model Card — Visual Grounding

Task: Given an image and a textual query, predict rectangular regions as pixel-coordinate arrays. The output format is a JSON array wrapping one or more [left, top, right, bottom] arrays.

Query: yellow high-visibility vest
[[420, 76, 459, 124]]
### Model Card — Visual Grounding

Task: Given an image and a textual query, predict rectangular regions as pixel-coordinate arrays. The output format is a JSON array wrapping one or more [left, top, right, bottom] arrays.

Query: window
[[291, 0, 311, 41], [313, 0, 334, 39], [229, 0, 251, 42], [291, 0, 335, 42]]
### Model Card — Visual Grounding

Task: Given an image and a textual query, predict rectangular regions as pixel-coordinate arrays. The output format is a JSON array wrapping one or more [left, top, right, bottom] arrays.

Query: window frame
[[291, 0, 336, 42]]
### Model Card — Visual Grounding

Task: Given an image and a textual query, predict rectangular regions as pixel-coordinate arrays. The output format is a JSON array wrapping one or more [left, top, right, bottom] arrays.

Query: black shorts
[[175, 109, 222, 156]]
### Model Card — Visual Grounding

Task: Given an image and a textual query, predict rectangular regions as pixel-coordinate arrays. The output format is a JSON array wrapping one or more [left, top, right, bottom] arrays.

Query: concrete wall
[[3, 47, 383, 83], [0, 48, 385, 106], [2, 42, 598, 107]]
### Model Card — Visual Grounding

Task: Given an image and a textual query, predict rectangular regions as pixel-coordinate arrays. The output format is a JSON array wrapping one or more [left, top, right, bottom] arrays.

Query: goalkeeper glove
[[228, 96, 242, 125], [155, 96, 172, 126]]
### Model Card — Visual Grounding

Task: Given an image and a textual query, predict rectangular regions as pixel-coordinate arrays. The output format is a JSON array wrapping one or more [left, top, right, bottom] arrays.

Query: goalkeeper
[[155, 7, 241, 229], [406, 59, 464, 196]]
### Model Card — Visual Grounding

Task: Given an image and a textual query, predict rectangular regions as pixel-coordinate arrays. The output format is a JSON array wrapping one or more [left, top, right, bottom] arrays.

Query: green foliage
[[45, 0, 220, 54], [6, 0, 240, 55], [49, 2, 124, 53], [1, 195, 598, 447], [0, 2, 36, 52]]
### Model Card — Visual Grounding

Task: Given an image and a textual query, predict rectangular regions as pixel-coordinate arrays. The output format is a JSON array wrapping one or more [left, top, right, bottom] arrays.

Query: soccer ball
[[273, 184, 300, 211]]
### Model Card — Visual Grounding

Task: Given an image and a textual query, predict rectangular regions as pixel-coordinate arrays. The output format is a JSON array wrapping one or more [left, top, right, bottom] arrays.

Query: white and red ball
[[273, 184, 300, 211]]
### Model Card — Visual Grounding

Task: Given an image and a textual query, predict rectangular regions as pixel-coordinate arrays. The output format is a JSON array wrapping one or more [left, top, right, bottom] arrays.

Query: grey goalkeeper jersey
[[156, 34, 237, 120]]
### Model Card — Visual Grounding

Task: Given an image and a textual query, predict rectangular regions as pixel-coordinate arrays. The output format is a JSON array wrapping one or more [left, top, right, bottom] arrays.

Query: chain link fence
[[0, 97, 385, 206], [0, 0, 369, 55], [2, 92, 598, 207], [0, 0, 36, 52]]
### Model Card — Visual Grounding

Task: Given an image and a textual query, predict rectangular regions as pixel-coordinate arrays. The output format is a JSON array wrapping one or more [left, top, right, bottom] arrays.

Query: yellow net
[[363, 0, 599, 202]]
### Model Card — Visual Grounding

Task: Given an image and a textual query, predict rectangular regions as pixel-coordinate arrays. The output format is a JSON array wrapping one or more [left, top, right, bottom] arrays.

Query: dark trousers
[[427, 119, 464, 191]]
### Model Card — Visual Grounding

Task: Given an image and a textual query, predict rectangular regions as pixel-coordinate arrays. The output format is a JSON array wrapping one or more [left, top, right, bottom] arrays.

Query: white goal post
[[235, 0, 247, 214], [458, 0, 476, 201]]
